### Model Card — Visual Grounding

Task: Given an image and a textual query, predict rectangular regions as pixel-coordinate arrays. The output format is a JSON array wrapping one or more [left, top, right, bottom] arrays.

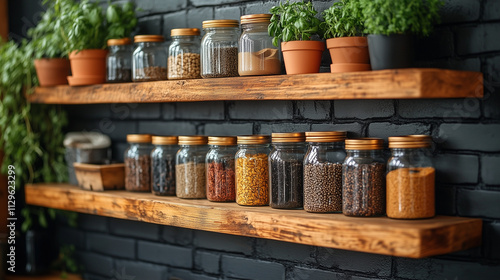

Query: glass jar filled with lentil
[[303, 131, 347, 213], [201, 20, 240, 78], [342, 138, 386, 217], [206, 136, 237, 202], [387, 135, 435, 219], [106, 38, 133, 83], [175, 136, 208, 198], [151, 136, 178, 196], [124, 134, 152, 192], [235, 135, 271, 206], [132, 35, 168, 82], [168, 28, 201, 80], [269, 132, 306, 209]]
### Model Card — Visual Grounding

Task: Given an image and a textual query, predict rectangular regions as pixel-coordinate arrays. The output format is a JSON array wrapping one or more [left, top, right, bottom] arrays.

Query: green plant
[[106, 1, 138, 40], [321, 0, 364, 39], [52, 244, 80, 278], [28, 0, 67, 58]]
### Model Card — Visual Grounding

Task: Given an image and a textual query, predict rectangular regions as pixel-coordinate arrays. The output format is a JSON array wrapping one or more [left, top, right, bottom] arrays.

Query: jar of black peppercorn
[[151, 136, 178, 196], [206, 136, 237, 202], [124, 134, 152, 192], [175, 136, 208, 198], [106, 38, 132, 83], [342, 138, 386, 217], [168, 28, 201, 80], [201, 20, 240, 78], [132, 35, 168, 82]]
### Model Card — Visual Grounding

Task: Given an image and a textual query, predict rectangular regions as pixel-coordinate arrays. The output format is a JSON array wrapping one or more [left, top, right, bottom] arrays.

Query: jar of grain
[[132, 35, 168, 82], [201, 20, 240, 78], [303, 131, 347, 213], [269, 132, 306, 209], [206, 136, 237, 202], [235, 135, 271, 206], [107, 38, 132, 83], [151, 136, 178, 196], [175, 135, 208, 198], [342, 138, 385, 217], [387, 135, 435, 219], [124, 134, 153, 192], [168, 28, 201, 80], [239, 14, 281, 76]]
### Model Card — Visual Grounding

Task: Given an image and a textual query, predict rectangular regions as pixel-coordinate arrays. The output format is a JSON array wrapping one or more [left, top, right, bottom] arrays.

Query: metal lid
[[202, 19, 239, 28], [240, 14, 272, 24], [345, 138, 384, 150], [134, 35, 165, 43], [305, 131, 346, 142], [127, 134, 152, 143], [152, 136, 178, 145], [388, 135, 432, 148], [107, 37, 131, 46], [237, 135, 271, 145], [208, 136, 237, 145], [178, 135, 208, 145], [272, 132, 305, 143], [171, 28, 200, 36]]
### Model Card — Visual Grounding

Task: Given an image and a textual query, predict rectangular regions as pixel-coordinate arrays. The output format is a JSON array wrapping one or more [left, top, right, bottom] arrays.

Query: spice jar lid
[[305, 131, 347, 142], [152, 136, 178, 145], [208, 136, 237, 145], [240, 14, 272, 24], [134, 35, 165, 43], [237, 135, 271, 145], [178, 135, 208, 145], [272, 132, 305, 143], [171, 28, 201, 36], [107, 37, 131, 46], [202, 19, 239, 28], [388, 135, 432, 148], [345, 138, 383, 150], [127, 134, 152, 143]]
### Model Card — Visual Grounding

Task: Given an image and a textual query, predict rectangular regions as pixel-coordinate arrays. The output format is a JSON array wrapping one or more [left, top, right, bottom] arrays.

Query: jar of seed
[[201, 20, 240, 78], [106, 38, 132, 83], [168, 28, 201, 80], [132, 35, 168, 82], [151, 136, 178, 196], [303, 131, 347, 213], [342, 138, 386, 217], [206, 136, 237, 202], [176, 135, 208, 198], [235, 135, 271, 206], [124, 134, 153, 192], [387, 135, 435, 219], [269, 132, 306, 209]]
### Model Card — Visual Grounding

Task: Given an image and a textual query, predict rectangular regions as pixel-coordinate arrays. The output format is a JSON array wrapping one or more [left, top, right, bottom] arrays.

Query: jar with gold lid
[[124, 134, 152, 192], [168, 28, 201, 80], [132, 35, 168, 82], [107, 38, 132, 83], [201, 20, 240, 78], [206, 136, 237, 202], [151, 136, 178, 196], [175, 135, 208, 198]]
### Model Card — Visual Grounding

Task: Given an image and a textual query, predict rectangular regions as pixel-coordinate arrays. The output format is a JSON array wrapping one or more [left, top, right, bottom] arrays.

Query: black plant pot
[[367, 34, 414, 70]]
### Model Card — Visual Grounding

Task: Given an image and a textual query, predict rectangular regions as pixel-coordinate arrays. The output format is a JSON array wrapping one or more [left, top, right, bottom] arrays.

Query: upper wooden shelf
[[26, 183, 482, 259], [28, 68, 483, 104]]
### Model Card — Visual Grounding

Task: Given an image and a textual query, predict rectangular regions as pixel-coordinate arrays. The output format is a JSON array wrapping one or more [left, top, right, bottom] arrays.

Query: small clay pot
[[326, 36, 370, 73], [281, 41, 325, 75], [68, 49, 108, 86], [34, 58, 71, 87]]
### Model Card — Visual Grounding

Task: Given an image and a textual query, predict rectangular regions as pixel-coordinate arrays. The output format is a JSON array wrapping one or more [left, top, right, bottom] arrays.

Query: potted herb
[[268, 1, 324, 74]]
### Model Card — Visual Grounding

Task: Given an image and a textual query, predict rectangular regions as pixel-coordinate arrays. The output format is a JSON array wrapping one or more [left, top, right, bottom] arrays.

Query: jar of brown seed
[[132, 35, 168, 82], [124, 134, 153, 192], [175, 136, 208, 199], [201, 20, 240, 78], [168, 28, 201, 80]]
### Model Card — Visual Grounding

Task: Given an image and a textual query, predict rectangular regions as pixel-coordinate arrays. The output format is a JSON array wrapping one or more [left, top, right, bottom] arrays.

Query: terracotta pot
[[34, 58, 71, 87], [281, 41, 325, 74], [326, 37, 370, 73], [68, 49, 108, 86], [330, 63, 371, 72]]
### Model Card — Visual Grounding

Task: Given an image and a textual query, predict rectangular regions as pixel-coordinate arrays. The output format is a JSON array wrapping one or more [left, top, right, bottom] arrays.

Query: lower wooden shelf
[[26, 183, 482, 259]]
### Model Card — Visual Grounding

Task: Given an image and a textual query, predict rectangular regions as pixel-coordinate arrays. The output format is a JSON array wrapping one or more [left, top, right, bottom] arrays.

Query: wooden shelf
[[28, 69, 483, 104], [26, 183, 482, 259]]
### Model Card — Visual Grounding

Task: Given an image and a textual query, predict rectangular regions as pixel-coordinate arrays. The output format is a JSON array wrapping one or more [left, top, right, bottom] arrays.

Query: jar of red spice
[[205, 136, 237, 202]]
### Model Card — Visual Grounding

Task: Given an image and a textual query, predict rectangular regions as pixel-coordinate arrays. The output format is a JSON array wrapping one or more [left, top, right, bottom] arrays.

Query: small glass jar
[[342, 138, 386, 217], [269, 132, 306, 209], [175, 136, 208, 198], [132, 35, 168, 82], [168, 28, 201, 80], [124, 134, 152, 192], [201, 20, 240, 78], [387, 135, 435, 219], [151, 136, 178, 196], [235, 135, 271, 206], [206, 136, 237, 202], [303, 131, 347, 213], [239, 14, 281, 76], [107, 38, 132, 83]]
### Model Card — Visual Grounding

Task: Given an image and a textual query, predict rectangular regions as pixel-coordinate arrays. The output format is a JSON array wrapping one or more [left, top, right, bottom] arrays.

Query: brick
[[137, 121, 197, 135], [334, 100, 394, 119], [484, 0, 500, 20], [438, 124, 500, 152], [176, 101, 225, 120], [78, 252, 114, 277], [65, 104, 111, 120], [435, 185, 456, 215], [56, 226, 86, 249], [229, 101, 293, 120], [415, 28, 454, 59], [94, 120, 137, 142], [245, 1, 279, 14], [434, 154, 479, 184], [311, 123, 363, 138], [137, 15, 163, 35], [440, 0, 480, 23], [485, 222, 500, 259], [221, 255, 285, 280], [195, 251, 220, 274], [255, 239, 315, 264], [109, 103, 139, 120], [135, 0, 187, 16], [399, 99, 480, 119], [456, 23, 500, 55], [482, 155, 500, 185], [312, 1, 331, 14], [214, 5, 241, 20], [138, 240, 193, 268], [129, 103, 161, 120], [162, 103, 176, 120], [258, 123, 310, 134], [291, 266, 344, 280], [109, 218, 160, 241], [203, 123, 253, 136], [87, 232, 135, 259], [416, 57, 481, 72], [483, 87, 500, 120], [296, 101, 331, 120], [317, 248, 391, 277], [457, 189, 500, 218], [191, 0, 243, 6], [367, 123, 431, 140], [161, 225, 194, 245], [114, 260, 168, 280], [188, 7, 214, 31], [163, 11, 188, 40], [169, 268, 219, 280], [194, 231, 253, 255], [79, 214, 108, 233]]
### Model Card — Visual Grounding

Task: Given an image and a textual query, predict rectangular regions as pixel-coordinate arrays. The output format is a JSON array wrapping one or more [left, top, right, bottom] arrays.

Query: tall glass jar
[[269, 133, 305, 209], [235, 135, 271, 206], [151, 136, 178, 196], [239, 14, 281, 76], [303, 131, 346, 213], [206, 136, 237, 202], [132, 35, 168, 82], [387, 135, 435, 219], [175, 136, 208, 198], [107, 38, 132, 83], [124, 134, 152, 192], [342, 138, 386, 217], [168, 28, 201, 80], [201, 20, 239, 78]]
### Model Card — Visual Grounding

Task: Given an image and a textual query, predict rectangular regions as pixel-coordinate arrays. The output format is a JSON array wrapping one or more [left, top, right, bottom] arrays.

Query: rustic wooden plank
[[25, 183, 482, 258], [27, 69, 483, 104], [0, 0, 8, 41]]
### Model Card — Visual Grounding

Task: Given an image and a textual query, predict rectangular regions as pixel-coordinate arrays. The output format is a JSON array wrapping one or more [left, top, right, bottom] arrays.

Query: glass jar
[[201, 20, 239, 78], [342, 138, 386, 217], [132, 35, 168, 82], [239, 14, 281, 76], [206, 136, 237, 202], [168, 28, 201, 80], [303, 131, 347, 213], [106, 38, 132, 83], [175, 136, 208, 198], [387, 135, 435, 219], [124, 134, 152, 192], [269, 132, 306, 209], [151, 136, 178, 196], [235, 135, 271, 206]]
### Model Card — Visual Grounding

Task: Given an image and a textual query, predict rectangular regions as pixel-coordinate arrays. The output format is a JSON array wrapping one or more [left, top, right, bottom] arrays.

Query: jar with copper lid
[[239, 14, 281, 76], [201, 20, 240, 78], [107, 38, 132, 83], [175, 136, 208, 198], [168, 28, 201, 80], [387, 135, 435, 219], [206, 136, 237, 202], [124, 134, 152, 192], [235, 135, 271, 206], [132, 35, 168, 82], [269, 132, 306, 209], [303, 131, 346, 213], [151, 136, 178, 196], [342, 138, 385, 217]]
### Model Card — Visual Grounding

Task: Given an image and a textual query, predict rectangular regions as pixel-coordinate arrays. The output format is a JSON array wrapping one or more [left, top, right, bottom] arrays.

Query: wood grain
[[0, 0, 7, 41], [25, 183, 482, 258]]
